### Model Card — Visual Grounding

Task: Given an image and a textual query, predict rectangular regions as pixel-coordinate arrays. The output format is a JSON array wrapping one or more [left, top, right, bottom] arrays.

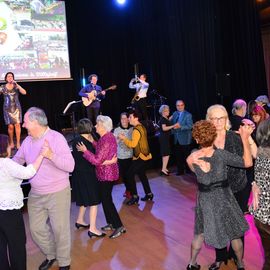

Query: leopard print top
[[251, 147, 270, 225]]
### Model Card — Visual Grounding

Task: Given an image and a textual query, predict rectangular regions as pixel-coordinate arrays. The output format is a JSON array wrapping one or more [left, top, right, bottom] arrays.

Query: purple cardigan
[[83, 132, 119, 181]]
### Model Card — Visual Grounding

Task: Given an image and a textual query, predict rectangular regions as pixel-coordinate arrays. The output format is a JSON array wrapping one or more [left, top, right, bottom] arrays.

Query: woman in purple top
[[77, 115, 126, 239]]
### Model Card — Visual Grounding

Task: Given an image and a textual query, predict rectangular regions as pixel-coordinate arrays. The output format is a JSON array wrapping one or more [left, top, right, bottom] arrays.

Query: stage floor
[[25, 171, 264, 270]]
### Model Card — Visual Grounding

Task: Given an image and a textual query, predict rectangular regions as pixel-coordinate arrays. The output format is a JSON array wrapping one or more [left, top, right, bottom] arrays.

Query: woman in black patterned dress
[[186, 120, 253, 270]]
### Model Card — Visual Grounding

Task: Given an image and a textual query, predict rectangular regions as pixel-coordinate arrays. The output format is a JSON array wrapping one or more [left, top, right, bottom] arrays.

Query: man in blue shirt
[[79, 74, 105, 124]]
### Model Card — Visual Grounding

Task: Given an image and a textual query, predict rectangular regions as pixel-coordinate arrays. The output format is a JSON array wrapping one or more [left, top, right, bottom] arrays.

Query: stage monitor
[[0, 0, 71, 81]]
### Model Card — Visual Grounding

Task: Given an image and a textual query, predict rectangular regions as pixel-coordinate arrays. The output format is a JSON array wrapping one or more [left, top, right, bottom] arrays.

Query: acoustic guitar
[[82, 85, 117, 106]]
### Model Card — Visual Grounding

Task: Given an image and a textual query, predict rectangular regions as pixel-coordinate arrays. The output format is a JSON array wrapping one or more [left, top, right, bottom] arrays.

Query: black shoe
[[59, 266, 70, 270], [126, 196, 139, 205], [109, 226, 126, 239], [75, 222, 90, 229], [160, 171, 169, 176], [187, 263, 201, 270], [39, 259, 56, 270], [101, 224, 114, 231], [208, 260, 227, 270], [88, 231, 106, 238], [141, 193, 154, 201]]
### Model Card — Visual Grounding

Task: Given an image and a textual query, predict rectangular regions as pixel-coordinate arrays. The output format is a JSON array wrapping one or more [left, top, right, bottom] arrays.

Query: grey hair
[[26, 107, 48, 126], [206, 104, 231, 130], [159, 105, 169, 115], [96, 115, 113, 132], [232, 99, 247, 115]]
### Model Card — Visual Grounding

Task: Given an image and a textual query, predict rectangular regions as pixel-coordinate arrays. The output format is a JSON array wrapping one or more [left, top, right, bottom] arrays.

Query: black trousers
[[127, 158, 152, 196], [134, 97, 148, 120], [255, 219, 270, 270], [100, 181, 123, 228], [118, 158, 132, 191], [0, 209, 26, 270], [86, 105, 100, 125], [174, 143, 191, 174]]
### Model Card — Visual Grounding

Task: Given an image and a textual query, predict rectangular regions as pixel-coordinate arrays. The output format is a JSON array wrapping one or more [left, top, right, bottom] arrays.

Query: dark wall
[[0, 0, 267, 134]]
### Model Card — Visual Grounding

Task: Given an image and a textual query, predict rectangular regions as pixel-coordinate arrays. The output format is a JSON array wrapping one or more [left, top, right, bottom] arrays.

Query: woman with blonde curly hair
[[186, 120, 253, 270]]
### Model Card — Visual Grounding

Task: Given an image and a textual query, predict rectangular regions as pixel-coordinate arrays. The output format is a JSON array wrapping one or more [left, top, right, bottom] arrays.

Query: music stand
[[150, 90, 167, 125], [62, 100, 82, 138]]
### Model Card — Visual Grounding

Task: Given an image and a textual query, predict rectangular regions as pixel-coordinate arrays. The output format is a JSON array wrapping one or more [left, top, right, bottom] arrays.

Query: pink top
[[13, 128, 75, 195], [83, 132, 119, 181]]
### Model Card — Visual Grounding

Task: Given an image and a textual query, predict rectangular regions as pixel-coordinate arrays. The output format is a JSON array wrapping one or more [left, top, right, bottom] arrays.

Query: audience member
[[158, 105, 179, 176], [250, 118, 270, 270], [113, 112, 133, 199], [171, 100, 193, 175], [13, 107, 75, 270], [0, 134, 45, 270], [186, 120, 252, 270], [71, 118, 103, 237], [77, 115, 126, 239], [118, 110, 153, 205]]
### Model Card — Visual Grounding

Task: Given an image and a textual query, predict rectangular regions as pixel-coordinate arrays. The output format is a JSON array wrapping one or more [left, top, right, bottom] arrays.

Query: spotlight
[[116, 0, 126, 5]]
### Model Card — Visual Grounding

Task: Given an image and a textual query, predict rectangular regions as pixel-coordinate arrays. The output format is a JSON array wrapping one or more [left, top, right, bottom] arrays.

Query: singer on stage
[[129, 74, 149, 121], [0, 72, 27, 149], [79, 74, 105, 125]]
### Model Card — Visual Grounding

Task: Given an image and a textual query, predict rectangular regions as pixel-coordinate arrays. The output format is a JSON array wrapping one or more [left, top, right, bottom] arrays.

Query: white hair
[[159, 105, 169, 115], [26, 107, 48, 126], [96, 115, 113, 132]]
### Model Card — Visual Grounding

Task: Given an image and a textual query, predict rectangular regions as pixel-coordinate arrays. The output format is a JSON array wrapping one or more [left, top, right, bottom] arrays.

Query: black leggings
[[0, 209, 26, 270]]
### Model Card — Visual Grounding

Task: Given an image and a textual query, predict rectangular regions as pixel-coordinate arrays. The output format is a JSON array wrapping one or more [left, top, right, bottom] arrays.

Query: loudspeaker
[[216, 73, 231, 96]]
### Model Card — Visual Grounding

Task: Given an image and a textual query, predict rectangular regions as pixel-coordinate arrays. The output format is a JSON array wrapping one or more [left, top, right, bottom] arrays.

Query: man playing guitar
[[129, 73, 149, 120], [79, 74, 105, 124]]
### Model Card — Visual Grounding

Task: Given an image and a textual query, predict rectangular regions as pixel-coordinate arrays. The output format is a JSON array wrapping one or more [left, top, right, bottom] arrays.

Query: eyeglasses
[[209, 116, 226, 122]]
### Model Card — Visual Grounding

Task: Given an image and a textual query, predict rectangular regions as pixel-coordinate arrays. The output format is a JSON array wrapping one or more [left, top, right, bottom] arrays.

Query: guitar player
[[129, 73, 149, 120], [79, 74, 105, 124]]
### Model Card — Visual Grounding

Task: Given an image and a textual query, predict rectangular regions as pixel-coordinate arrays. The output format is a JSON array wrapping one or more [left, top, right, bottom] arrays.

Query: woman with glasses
[[205, 104, 257, 269], [186, 120, 252, 270]]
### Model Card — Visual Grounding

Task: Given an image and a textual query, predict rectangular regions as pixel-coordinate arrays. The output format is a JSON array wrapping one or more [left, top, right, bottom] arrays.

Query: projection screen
[[0, 0, 71, 81]]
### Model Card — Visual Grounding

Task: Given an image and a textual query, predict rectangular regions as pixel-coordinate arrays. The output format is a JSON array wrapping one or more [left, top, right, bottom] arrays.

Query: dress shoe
[[123, 190, 132, 199], [39, 258, 56, 270], [141, 193, 154, 201], [59, 266, 70, 270], [160, 171, 170, 176], [75, 222, 90, 229], [187, 263, 201, 270], [109, 226, 126, 239], [101, 224, 114, 231], [88, 231, 106, 238], [126, 196, 139, 205], [208, 260, 227, 270]]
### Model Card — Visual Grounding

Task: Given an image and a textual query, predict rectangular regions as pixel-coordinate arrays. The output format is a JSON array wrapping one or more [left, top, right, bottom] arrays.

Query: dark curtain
[[0, 0, 266, 134]]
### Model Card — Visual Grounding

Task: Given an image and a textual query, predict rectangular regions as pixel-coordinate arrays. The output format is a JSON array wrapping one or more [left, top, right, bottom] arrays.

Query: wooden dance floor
[[25, 171, 264, 270]]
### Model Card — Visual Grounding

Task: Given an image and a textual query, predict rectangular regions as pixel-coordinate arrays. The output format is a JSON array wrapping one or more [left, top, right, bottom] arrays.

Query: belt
[[198, 180, 229, 192]]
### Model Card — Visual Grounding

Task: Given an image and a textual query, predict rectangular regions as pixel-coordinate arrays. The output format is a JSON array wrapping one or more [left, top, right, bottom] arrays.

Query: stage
[[24, 171, 263, 270]]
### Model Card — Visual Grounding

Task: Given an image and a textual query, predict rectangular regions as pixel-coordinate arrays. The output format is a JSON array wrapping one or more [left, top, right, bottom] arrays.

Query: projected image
[[0, 0, 71, 81]]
